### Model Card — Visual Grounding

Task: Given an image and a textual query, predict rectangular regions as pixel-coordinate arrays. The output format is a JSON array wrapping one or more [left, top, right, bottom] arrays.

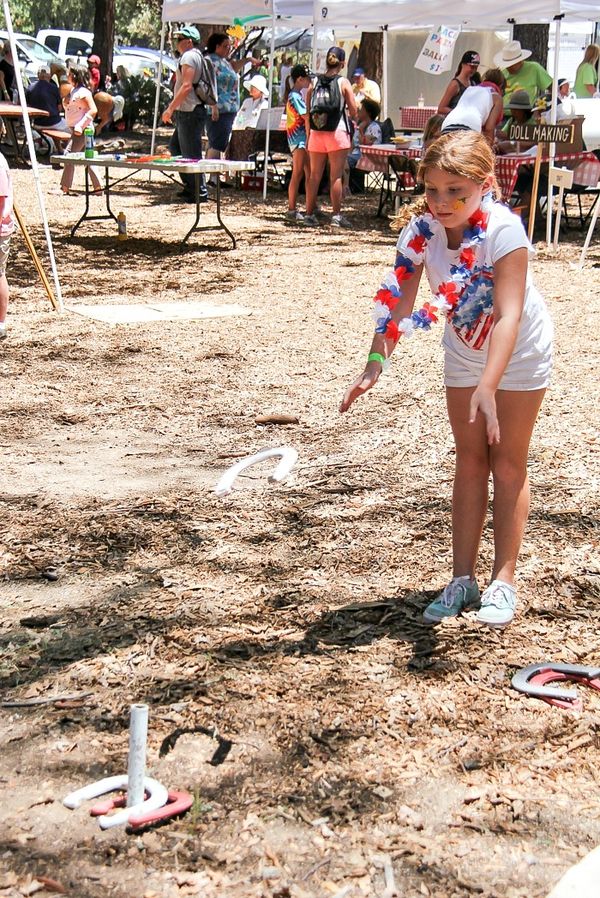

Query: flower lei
[[372, 195, 493, 343]]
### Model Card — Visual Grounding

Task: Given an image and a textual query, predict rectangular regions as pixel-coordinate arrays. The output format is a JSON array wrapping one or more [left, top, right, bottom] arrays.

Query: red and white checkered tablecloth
[[357, 143, 421, 173], [399, 106, 438, 131], [495, 151, 600, 200]]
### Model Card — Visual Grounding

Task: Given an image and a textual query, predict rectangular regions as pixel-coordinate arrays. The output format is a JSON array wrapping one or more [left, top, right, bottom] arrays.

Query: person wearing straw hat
[[495, 40, 551, 114]]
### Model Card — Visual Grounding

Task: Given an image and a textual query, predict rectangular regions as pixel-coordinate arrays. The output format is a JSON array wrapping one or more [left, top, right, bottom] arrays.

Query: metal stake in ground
[[127, 703, 149, 807]]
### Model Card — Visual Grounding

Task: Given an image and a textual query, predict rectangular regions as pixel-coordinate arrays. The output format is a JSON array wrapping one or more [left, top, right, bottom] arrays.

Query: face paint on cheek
[[452, 196, 468, 210]]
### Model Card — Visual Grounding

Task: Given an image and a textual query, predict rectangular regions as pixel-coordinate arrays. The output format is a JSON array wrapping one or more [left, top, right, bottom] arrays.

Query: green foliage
[[118, 72, 172, 127], [1, 0, 163, 47]]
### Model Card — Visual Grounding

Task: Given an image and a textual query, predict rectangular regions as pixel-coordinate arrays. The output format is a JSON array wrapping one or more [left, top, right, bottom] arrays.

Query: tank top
[[448, 78, 467, 110]]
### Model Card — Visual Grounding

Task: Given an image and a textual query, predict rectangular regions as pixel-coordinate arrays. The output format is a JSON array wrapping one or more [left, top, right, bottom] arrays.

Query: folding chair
[[377, 154, 418, 217], [561, 184, 600, 230]]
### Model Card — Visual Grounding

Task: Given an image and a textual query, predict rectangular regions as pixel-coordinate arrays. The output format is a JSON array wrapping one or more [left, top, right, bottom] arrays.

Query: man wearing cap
[[232, 74, 269, 129], [162, 25, 208, 203], [495, 40, 551, 113], [351, 68, 381, 104], [26, 67, 68, 130]]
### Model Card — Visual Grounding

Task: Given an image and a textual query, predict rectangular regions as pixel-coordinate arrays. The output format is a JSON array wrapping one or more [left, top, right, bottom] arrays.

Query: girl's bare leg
[[446, 387, 491, 579], [328, 148, 349, 215], [288, 148, 307, 211], [306, 151, 327, 215], [490, 389, 545, 584]]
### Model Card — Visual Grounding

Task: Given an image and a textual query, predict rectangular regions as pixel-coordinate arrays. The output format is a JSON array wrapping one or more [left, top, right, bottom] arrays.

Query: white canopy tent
[[158, 0, 599, 238], [2, 0, 63, 310]]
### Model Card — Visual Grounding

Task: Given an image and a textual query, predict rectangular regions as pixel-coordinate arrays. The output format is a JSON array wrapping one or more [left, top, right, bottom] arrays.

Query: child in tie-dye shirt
[[285, 64, 312, 222]]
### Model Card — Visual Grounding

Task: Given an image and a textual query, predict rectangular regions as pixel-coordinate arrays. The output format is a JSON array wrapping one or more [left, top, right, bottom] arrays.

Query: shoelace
[[441, 580, 464, 608], [484, 585, 514, 609]]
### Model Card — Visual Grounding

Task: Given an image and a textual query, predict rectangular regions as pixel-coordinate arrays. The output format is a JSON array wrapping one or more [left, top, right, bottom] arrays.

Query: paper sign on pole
[[414, 26, 460, 75]]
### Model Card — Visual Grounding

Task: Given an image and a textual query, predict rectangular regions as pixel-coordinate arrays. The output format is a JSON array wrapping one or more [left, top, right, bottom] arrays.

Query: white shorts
[[442, 300, 553, 391]]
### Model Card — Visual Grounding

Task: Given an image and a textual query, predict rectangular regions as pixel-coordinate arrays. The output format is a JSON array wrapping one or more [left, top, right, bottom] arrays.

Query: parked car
[[0, 31, 63, 82], [36, 29, 93, 61]]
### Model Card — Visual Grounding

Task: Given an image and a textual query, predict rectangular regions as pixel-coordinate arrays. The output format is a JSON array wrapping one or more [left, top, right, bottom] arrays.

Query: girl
[[441, 68, 506, 145], [60, 65, 102, 196], [285, 63, 312, 221], [304, 46, 357, 229], [340, 131, 553, 629], [437, 51, 481, 115], [573, 44, 599, 98]]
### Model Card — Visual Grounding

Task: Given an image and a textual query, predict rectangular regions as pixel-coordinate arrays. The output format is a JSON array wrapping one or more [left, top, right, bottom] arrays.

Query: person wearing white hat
[[232, 74, 269, 129], [494, 40, 551, 114]]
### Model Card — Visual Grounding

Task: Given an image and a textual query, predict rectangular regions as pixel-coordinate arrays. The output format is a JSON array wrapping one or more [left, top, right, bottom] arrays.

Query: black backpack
[[309, 74, 345, 131], [191, 49, 218, 106]]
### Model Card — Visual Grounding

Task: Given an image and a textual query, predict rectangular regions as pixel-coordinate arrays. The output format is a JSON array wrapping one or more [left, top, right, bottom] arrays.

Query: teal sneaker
[[423, 576, 480, 624]]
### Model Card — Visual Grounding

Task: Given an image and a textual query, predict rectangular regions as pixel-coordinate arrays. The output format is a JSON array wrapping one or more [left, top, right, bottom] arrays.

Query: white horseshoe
[[63, 775, 169, 829], [98, 777, 168, 829], [64, 775, 130, 809], [215, 446, 298, 498]]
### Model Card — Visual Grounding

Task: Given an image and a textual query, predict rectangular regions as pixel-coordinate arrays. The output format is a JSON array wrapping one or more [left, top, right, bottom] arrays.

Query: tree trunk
[[356, 32, 383, 84], [93, 0, 115, 86], [513, 24, 550, 69]]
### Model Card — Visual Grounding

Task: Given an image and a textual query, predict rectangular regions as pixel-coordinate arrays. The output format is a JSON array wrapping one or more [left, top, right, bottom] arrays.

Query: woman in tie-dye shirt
[[285, 64, 312, 222]]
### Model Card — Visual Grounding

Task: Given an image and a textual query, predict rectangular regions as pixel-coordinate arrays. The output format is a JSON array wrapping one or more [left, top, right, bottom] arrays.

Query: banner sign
[[508, 122, 575, 144], [414, 26, 459, 75]]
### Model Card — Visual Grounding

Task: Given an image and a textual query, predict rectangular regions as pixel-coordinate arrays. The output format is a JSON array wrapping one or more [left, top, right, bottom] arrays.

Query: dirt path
[[1, 153, 599, 898]]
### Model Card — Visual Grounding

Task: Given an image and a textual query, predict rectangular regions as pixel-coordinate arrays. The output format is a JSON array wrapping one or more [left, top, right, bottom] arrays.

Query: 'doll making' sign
[[507, 122, 575, 144]]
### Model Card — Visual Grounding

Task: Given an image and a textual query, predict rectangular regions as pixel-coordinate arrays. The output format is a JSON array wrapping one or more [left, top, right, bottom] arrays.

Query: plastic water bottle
[[84, 124, 95, 159], [417, 94, 425, 109], [117, 211, 127, 240]]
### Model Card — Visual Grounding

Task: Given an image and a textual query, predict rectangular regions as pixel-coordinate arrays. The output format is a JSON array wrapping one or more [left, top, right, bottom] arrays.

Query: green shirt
[[574, 61, 598, 98], [503, 61, 552, 111]]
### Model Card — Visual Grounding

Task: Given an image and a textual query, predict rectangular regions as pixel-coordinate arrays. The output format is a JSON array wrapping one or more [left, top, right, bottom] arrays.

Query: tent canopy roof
[[162, 0, 600, 29]]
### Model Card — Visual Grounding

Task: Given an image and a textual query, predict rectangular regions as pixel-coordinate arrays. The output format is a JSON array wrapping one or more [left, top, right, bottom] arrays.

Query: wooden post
[[527, 143, 544, 243], [13, 204, 59, 311]]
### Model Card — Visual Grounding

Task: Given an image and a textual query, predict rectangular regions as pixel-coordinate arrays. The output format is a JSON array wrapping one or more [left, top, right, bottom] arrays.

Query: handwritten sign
[[549, 166, 574, 189], [508, 122, 575, 144], [414, 26, 459, 75]]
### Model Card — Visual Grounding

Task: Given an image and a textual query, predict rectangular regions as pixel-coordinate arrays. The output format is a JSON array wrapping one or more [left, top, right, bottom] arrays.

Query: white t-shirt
[[233, 95, 268, 129], [396, 202, 553, 386], [441, 85, 495, 133]]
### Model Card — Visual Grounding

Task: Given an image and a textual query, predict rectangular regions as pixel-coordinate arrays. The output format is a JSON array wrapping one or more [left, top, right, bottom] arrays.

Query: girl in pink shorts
[[304, 46, 357, 228]]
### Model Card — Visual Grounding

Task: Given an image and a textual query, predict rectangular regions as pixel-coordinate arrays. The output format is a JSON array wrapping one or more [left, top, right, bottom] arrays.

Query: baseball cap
[[174, 25, 200, 41], [88, 54, 101, 65], [353, 67, 365, 77], [37, 65, 50, 76], [460, 51, 480, 66], [327, 46, 345, 63]]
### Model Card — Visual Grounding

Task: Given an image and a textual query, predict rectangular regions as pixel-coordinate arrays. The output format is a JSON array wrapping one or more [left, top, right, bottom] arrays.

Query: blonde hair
[[581, 44, 600, 66], [392, 131, 501, 229]]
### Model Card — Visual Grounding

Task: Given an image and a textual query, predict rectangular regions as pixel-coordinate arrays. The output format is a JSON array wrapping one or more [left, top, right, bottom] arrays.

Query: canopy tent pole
[[262, 7, 277, 200], [150, 21, 168, 159], [382, 26, 388, 120], [2, 0, 63, 312], [546, 15, 562, 246], [311, 0, 319, 74]]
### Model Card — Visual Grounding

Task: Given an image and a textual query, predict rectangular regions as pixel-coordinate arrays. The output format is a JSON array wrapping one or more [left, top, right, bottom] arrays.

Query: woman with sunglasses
[[437, 51, 481, 115]]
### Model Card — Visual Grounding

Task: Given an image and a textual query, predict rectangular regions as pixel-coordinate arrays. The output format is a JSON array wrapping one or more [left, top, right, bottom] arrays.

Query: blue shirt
[[209, 54, 239, 113]]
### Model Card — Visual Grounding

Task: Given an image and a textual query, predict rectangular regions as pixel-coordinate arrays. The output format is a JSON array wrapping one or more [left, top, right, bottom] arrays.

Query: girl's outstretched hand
[[469, 386, 500, 444], [339, 364, 381, 413]]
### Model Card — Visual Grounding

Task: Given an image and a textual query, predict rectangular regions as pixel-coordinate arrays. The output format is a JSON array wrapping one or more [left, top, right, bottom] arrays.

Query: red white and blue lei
[[372, 194, 494, 344]]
